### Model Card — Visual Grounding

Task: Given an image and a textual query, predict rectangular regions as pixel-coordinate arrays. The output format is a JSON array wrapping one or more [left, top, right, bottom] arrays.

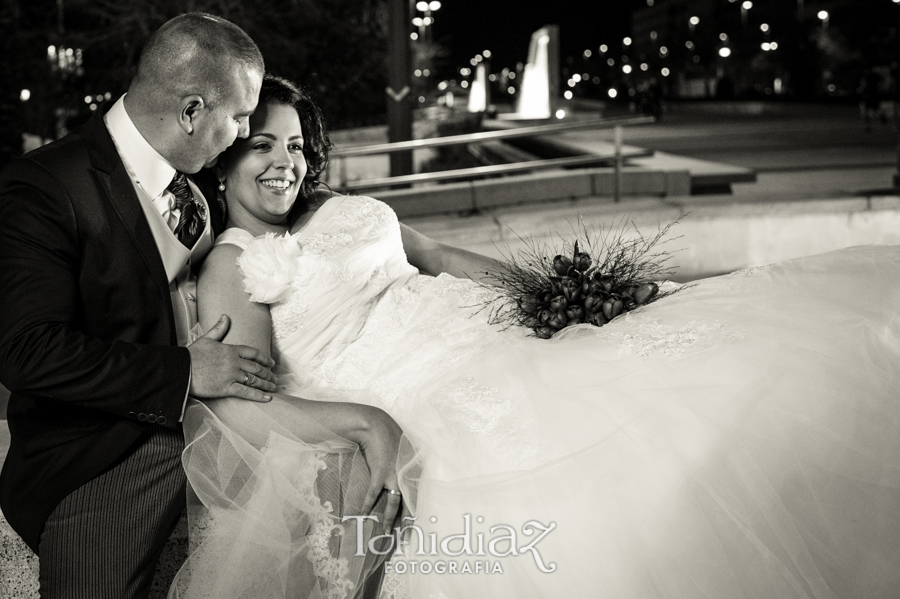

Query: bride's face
[[222, 102, 308, 227]]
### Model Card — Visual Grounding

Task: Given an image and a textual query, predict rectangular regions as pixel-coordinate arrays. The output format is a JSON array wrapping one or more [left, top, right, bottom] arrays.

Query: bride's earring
[[218, 181, 226, 192]]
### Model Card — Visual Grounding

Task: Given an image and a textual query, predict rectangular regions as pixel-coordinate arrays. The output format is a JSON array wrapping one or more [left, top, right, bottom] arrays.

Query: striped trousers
[[38, 427, 186, 598]]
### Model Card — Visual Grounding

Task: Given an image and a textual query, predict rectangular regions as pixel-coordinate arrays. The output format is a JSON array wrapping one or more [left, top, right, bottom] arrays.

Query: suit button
[[147, 414, 158, 423], [157, 416, 168, 425], [137, 413, 148, 422], [127, 411, 137, 420]]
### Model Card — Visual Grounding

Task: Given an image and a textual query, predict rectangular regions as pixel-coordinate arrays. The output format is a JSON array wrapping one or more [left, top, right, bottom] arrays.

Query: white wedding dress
[[170, 194, 900, 599]]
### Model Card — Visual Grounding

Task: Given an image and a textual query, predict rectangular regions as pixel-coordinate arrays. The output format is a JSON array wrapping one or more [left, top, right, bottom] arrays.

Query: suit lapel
[[83, 111, 172, 308]]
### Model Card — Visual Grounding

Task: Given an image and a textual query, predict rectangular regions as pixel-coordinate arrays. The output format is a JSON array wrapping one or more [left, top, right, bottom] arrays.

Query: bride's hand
[[356, 406, 404, 533]]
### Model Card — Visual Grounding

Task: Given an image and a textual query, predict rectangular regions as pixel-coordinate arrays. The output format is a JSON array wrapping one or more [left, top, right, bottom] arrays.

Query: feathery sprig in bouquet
[[480, 219, 683, 339]]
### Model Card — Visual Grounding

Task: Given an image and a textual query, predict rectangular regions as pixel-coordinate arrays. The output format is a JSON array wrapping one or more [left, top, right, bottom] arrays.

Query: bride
[[169, 74, 900, 599]]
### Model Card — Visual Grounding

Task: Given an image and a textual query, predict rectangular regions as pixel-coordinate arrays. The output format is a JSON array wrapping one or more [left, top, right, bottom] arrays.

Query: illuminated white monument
[[468, 62, 488, 113], [514, 25, 560, 119]]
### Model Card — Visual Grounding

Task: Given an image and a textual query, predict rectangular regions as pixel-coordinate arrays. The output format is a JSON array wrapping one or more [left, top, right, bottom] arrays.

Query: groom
[[0, 13, 276, 598]]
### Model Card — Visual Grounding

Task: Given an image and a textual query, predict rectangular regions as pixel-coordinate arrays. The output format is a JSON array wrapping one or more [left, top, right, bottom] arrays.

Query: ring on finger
[[384, 488, 402, 496], [243, 372, 250, 384]]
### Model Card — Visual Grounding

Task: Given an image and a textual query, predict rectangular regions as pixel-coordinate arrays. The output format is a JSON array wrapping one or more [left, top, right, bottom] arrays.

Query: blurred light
[[438, 81, 449, 90], [607, 58, 615, 66], [564, 90, 573, 100], [460, 67, 471, 76], [414, 69, 422, 77], [647, 0, 654, 5], [95, 95, 104, 102], [817, 10, 828, 20], [592, 76, 600, 84], [719, 33, 728, 41], [622, 64, 633, 74], [827, 84, 836, 92], [84, 95, 92, 103], [742, 1, 752, 9], [483, 49, 491, 58], [761, 42, 771, 50], [508, 72, 515, 79], [488, 73, 497, 81], [608, 88, 618, 98], [583, 49, 592, 58], [572, 73, 582, 82], [416, 1, 428, 10], [693, 55, 700, 63], [104, 92, 112, 100], [622, 55, 629, 62], [769, 41, 778, 50], [429, 0, 441, 9], [89, 103, 97, 111], [507, 86, 516, 94], [718, 47, 732, 57], [19, 89, 30, 101], [47, 45, 56, 58], [599, 44, 608, 53], [650, 31, 658, 40], [461, 80, 469, 88], [469, 58, 478, 66], [660, 46, 668, 55], [661, 67, 670, 76], [410, 32, 418, 40], [422, 16, 433, 25], [689, 16, 700, 25], [423, 69, 430, 76], [412, 17, 423, 26], [556, 109, 566, 119], [623, 37, 632, 46], [475, 54, 483, 62], [568, 79, 576, 87], [640, 63, 649, 71], [419, 96, 426, 103], [583, 72, 589, 79], [760, 23, 769, 32], [685, 41, 694, 49]]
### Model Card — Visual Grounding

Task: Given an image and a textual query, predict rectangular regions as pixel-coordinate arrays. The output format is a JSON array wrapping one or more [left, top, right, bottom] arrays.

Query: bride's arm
[[400, 223, 506, 285], [197, 246, 405, 523]]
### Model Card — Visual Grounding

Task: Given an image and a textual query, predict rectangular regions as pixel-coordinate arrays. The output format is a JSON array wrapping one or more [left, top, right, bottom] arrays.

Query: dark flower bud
[[534, 326, 554, 339], [601, 298, 624, 321], [633, 282, 659, 305], [566, 305, 584, 321], [538, 308, 553, 324], [572, 252, 592, 272], [517, 295, 540, 314], [583, 295, 602, 312], [587, 311, 608, 326], [548, 311, 568, 330], [549, 295, 568, 312], [552, 255, 573, 276]]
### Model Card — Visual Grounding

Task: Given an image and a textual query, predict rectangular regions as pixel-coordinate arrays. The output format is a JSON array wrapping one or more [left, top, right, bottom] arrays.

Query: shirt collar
[[104, 94, 177, 200]]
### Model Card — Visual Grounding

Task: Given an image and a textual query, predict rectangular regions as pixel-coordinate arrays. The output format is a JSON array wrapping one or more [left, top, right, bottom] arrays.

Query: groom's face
[[181, 66, 262, 173]]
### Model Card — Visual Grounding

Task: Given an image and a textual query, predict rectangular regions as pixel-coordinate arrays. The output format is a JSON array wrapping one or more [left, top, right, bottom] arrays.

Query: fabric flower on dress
[[237, 232, 302, 304]]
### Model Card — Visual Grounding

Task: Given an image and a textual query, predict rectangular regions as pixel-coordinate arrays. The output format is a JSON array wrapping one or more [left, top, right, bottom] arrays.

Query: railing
[[329, 115, 655, 202]]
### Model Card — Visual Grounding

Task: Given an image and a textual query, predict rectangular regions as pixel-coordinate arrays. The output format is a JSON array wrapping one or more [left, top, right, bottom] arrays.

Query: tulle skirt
[[173, 245, 900, 599]]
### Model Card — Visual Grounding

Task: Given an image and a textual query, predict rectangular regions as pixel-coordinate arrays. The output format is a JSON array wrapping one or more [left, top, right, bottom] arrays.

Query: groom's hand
[[187, 315, 277, 402]]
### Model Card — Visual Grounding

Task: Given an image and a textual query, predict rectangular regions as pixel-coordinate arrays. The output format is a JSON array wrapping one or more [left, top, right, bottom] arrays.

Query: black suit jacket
[[0, 108, 224, 552]]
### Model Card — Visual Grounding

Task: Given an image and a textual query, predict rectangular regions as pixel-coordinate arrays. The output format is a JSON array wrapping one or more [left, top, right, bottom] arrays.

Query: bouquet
[[480, 219, 683, 339]]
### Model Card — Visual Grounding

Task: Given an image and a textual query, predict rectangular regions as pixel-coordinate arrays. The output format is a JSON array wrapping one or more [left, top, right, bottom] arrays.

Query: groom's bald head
[[125, 13, 264, 173], [130, 13, 263, 111]]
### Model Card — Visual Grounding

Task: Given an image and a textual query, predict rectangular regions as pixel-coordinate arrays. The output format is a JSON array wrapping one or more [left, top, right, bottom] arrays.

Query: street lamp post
[[387, 0, 413, 177]]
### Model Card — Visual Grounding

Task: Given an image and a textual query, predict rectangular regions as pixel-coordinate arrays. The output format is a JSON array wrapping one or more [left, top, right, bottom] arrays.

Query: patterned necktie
[[166, 171, 205, 249]]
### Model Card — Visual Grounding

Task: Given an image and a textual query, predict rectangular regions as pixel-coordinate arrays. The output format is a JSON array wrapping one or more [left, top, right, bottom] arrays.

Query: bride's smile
[[218, 102, 307, 235]]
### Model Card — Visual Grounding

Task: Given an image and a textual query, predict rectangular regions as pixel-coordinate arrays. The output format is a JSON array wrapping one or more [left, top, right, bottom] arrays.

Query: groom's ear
[[178, 95, 206, 135]]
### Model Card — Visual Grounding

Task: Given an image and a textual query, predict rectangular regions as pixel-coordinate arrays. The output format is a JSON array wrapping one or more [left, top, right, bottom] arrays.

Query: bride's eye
[[252, 142, 271, 151], [289, 143, 304, 152]]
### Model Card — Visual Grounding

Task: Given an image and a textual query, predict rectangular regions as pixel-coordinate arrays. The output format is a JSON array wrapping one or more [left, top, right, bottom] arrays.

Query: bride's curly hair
[[257, 74, 333, 221]]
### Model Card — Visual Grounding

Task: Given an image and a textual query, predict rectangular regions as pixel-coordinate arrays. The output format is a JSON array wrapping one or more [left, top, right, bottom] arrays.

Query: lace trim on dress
[[607, 318, 747, 358]]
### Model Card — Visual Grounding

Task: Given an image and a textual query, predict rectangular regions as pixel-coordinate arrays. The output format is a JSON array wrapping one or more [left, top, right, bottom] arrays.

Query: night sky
[[429, 0, 634, 76]]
